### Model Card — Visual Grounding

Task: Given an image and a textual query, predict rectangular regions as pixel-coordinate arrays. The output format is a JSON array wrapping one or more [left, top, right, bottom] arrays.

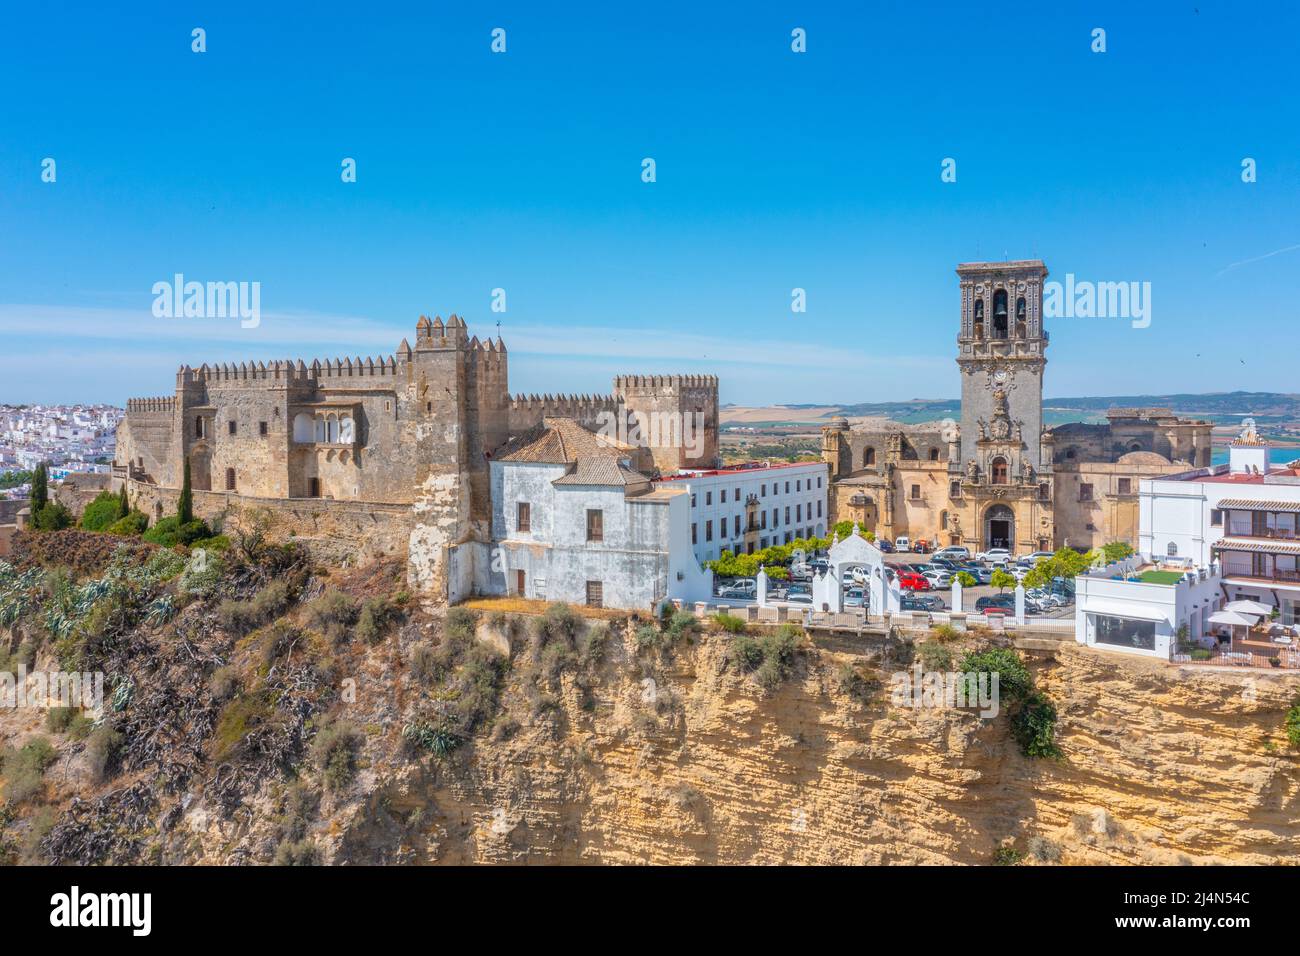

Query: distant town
[[0, 404, 123, 498]]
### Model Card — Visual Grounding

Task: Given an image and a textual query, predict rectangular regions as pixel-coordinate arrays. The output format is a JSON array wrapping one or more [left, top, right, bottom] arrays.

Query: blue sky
[[1, 1, 1297, 406]]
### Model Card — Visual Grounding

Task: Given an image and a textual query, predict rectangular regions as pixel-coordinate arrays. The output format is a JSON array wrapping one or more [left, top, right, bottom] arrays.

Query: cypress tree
[[118, 483, 129, 519], [178, 457, 193, 525], [30, 462, 48, 512]]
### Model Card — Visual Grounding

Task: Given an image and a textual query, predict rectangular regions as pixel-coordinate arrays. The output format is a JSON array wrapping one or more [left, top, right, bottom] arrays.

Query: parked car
[[787, 592, 813, 606], [912, 539, 932, 554], [894, 535, 911, 552], [934, 545, 971, 561], [841, 570, 856, 586], [896, 571, 931, 591], [843, 587, 865, 608], [876, 538, 895, 553], [901, 593, 945, 611], [1026, 551, 1055, 563], [977, 547, 1014, 565], [956, 563, 992, 585], [975, 594, 1016, 613], [930, 557, 963, 571], [922, 568, 952, 587], [718, 579, 756, 599], [1027, 588, 1065, 609]]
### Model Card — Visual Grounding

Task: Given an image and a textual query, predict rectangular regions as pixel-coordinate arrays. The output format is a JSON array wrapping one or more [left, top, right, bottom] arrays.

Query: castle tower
[[956, 260, 1048, 473], [613, 374, 720, 472]]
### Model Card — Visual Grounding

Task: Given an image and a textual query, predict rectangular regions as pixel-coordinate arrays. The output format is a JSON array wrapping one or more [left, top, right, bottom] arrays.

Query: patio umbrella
[[1208, 610, 1259, 627], [1225, 599, 1273, 616]]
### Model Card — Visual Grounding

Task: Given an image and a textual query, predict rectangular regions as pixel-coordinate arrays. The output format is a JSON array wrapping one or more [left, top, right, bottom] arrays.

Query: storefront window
[[1094, 614, 1156, 651]]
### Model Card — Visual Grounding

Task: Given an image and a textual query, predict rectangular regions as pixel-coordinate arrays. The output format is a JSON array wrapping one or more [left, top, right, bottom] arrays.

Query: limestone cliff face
[[316, 629, 1299, 866]]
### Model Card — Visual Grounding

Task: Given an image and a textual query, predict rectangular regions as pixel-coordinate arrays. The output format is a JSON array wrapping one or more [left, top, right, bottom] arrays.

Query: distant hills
[[722, 391, 1300, 429]]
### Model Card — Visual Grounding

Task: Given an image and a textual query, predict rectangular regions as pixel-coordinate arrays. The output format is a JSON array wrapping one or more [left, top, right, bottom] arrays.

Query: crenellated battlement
[[125, 396, 176, 413], [614, 374, 718, 389], [175, 356, 401, 386]]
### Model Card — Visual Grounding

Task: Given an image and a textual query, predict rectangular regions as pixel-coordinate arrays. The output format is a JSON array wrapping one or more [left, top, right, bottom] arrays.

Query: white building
[[485, 417, 713, 611], [653, 460, 829, 563], [1076, 418, 1300, 661], [1141, 418, 1300, 626]]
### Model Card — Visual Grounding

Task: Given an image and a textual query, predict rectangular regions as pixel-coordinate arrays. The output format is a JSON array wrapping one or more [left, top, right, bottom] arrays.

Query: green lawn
[[1138, 570, 1185, 585]]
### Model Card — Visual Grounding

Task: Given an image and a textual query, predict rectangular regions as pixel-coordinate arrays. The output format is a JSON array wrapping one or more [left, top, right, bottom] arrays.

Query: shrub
[[713, 613, 746, 634], [311, 719, 363, 791], [84, 725, 124, 781], [272, 838, 320, 866], [930, 623, 961, 643], [635, 624, 664, 653], [46, 707, 79, 733], [103, 510, 148, 536], [209, 665, 241, 701], [402, 718, 461, 758], [306, 589, 359, 645], [958, 647, 1033, 703], [728, 634, 763, 672], [917, 641, 954, 672], [277, 783, 318, 842], [445, 607, 478, 642], [666, 610, 698, 642], [836, 662, 878, 704], [534, 602, 583, 648], [409, 642, 438, 682], [1285, 699, 1300, 748], [355, 595, 401, 644], [32, 502, 73, 532], [217, 578, 294, 635], [994, 846, 1024, 866], [79, 491, 127, 532], [1010, 690, 1061, 759], [142, 516, 211, 547], [1, 737, 58, 803]]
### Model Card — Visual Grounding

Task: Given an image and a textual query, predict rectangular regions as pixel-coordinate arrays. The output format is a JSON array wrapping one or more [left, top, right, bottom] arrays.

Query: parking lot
[[712, 548, 1075, 619]]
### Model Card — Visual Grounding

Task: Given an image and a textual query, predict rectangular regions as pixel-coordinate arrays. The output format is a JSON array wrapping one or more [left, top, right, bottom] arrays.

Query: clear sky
[[1, 1, 1297, 407]]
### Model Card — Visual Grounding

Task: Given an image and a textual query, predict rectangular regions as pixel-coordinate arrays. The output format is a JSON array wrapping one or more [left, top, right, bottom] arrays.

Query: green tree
[[954, 570, 977, 588], [118, 484, 129, 518], [29, 462, 48, 512], [177, 456, 193, 525], [1022, 566, 1049, 591], [990, 568, 1017, 593], [1100, 541, 1135, 564]]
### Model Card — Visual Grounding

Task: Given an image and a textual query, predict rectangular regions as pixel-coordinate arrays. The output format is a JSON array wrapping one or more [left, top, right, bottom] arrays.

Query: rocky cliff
[[1, 533, 1297, 866]]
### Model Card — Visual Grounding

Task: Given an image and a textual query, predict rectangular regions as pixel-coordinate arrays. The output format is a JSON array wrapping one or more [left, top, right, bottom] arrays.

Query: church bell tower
[[955, 260, 1049, 477]]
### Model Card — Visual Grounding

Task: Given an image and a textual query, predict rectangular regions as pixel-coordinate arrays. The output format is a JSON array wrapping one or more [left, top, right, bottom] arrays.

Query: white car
[[922, 568, 952, 588], [850, 565, 870, 585], [934, 546, 971, 561], [977, 548, 1014, 565], [1026, 551, 1055, 563], [894, 535, 911, 552]]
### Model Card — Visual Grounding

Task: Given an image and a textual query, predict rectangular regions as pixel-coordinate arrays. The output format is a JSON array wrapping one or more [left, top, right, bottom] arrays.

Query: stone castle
[[113, 314, 718, 599], [822, 260, 1214, 552]]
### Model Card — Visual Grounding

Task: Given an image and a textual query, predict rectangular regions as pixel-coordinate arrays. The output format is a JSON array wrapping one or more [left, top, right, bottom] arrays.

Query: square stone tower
[[955, 260, 1049, 474]]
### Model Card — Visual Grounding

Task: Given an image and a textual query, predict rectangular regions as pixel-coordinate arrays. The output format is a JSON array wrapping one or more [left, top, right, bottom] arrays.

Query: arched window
[[863, 447, 875, 466], [991, 456, 1009, 485], [1015, 296, 1026, 327], [314, 417, 325, 443], [1065, 447, 1076, 460], [1166, 542, 1178, 557], [940, 510, 949, 529], [195, 416, 205, 439], [992, 289, 1009, 338], [973, 299, 985, 335], [292, 413, 314, 443], [327, 414, 338, 443], [338, 415, 354, 444], [929, 447, 940, 461], [225, 467, 236, 491]]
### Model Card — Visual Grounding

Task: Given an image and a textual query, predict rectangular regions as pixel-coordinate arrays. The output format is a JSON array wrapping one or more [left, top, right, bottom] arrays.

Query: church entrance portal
[[984, 504, 1014, 551]]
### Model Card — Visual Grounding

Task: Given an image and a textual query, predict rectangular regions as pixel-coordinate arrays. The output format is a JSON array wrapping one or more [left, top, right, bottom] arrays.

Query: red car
[[896, 571, 931, 591]]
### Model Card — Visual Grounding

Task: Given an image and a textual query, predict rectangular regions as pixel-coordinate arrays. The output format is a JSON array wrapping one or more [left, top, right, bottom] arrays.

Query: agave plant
[[144, 594, 177, 626]]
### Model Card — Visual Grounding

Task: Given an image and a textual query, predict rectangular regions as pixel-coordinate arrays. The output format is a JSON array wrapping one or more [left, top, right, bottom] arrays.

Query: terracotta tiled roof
[[496, 417, 634, 464], [496, 417, 650, 489]]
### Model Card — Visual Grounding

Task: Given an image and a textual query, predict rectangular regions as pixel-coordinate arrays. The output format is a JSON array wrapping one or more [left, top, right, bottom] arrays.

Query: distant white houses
[[652, 460, 828, 564], [1076, 419, 1300, 664], [485, 417, 713, 611]]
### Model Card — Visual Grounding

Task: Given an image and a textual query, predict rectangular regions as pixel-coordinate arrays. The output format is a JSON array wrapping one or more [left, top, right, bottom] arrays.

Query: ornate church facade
[[822, 260, 1213, 553]]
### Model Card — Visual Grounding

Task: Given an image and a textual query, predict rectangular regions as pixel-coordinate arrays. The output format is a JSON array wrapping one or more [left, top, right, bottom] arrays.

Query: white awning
[[1085, 601, 1168, 622]]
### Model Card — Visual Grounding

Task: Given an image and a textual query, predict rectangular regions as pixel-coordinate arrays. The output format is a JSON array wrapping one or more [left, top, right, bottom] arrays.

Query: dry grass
[[457, 596, 629, 622]]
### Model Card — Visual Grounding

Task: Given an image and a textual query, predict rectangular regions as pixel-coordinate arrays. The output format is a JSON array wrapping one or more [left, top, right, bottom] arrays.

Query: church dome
[[828, 416, 850, 431], [1117, 450, 1169, 466]]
